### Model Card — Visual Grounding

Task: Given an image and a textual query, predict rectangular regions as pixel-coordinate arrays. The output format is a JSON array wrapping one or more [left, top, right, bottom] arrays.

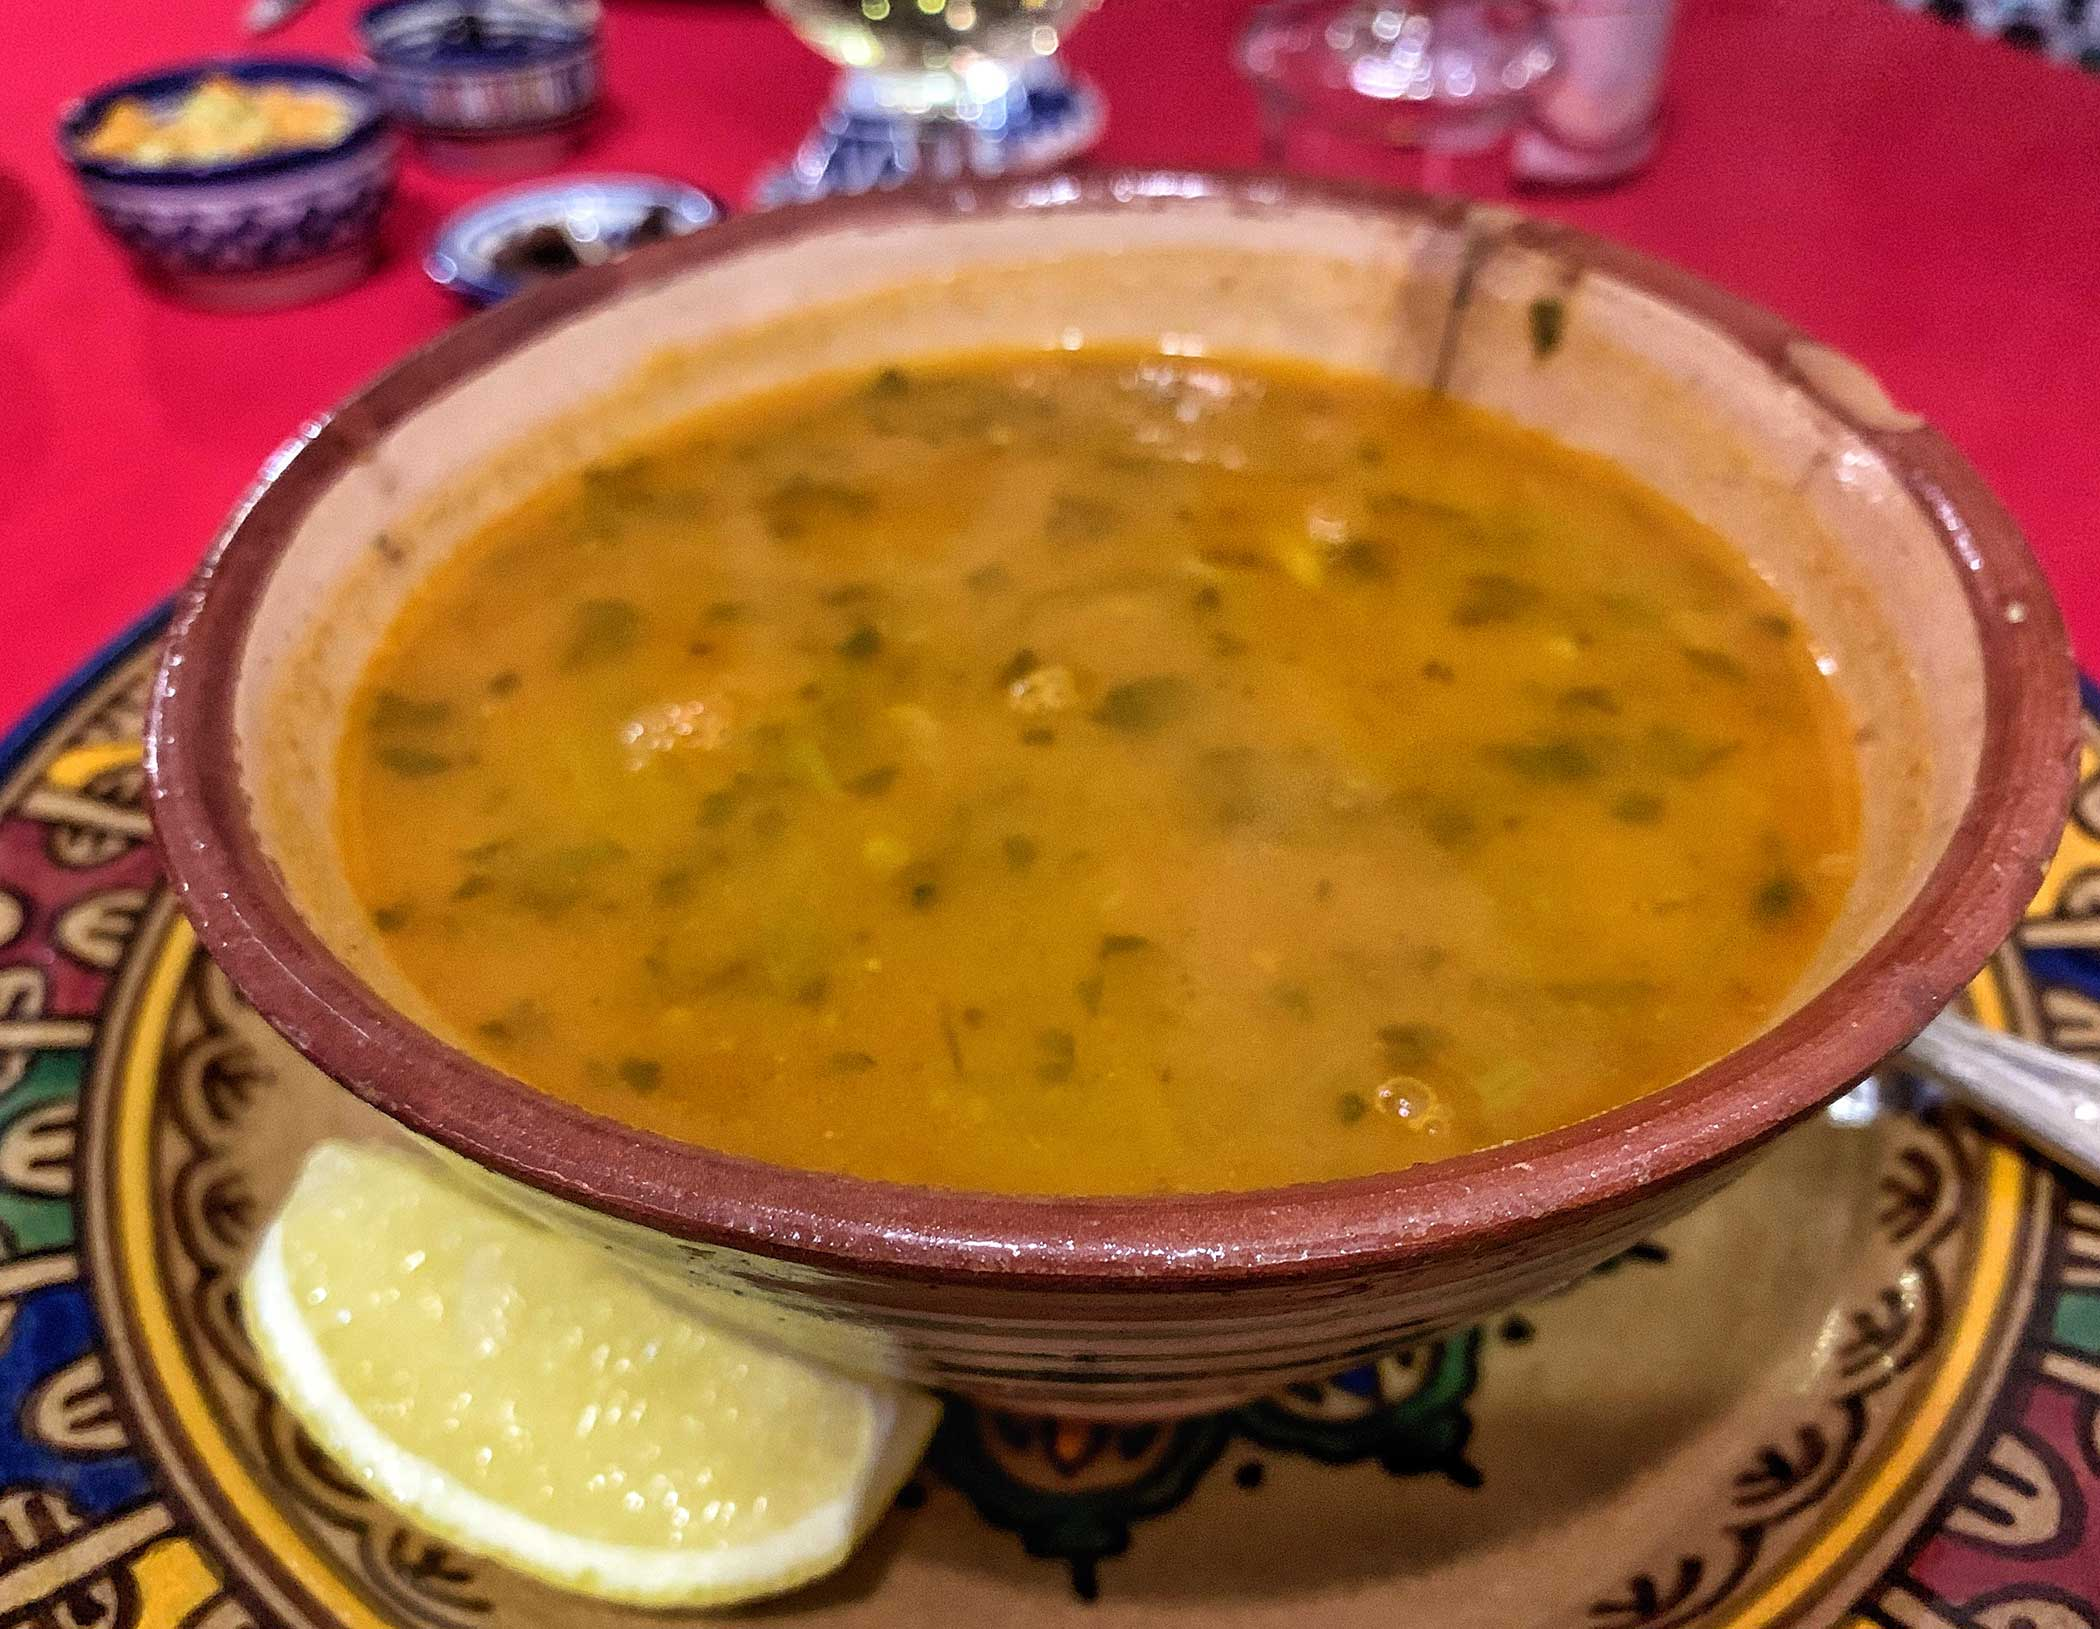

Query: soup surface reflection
[[337, 350, 1861, 1194]]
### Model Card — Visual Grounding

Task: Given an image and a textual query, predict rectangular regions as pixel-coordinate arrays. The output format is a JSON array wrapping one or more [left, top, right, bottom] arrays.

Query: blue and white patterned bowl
[[426, 174, 723, 304], [358, 0, 600, 160], [58, 59, 396, 311]]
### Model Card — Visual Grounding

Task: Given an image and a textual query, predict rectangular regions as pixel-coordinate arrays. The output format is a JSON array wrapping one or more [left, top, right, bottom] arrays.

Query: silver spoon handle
[[1900, 1010, 2100, 1185]]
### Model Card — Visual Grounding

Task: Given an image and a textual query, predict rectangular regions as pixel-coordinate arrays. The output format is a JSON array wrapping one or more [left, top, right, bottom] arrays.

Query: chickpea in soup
[[336, 350, 1861, 1195]]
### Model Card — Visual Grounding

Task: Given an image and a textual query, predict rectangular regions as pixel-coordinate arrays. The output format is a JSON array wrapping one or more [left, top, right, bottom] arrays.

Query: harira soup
[[334, 347, 1860, 1196]]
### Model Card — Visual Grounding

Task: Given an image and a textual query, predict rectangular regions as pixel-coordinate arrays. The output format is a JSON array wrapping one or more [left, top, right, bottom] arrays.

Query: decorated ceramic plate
[[1, 614, 2095, 1629]]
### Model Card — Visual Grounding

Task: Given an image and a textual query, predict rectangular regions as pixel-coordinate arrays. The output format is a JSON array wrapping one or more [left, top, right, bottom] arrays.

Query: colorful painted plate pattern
[[0, 615, 2094, 1629]]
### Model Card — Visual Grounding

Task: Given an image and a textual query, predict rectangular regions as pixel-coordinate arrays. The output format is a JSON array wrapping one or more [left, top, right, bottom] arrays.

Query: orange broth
[[336, 350, 1860, 1194]]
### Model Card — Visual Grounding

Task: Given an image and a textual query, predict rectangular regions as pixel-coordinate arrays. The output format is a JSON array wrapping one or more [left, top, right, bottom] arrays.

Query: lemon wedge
[[243, 1142, 938, 1607]]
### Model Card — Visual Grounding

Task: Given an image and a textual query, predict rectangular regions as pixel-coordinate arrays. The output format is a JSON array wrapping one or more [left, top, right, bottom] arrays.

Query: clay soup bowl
[[146, 172, 2080, 1417]]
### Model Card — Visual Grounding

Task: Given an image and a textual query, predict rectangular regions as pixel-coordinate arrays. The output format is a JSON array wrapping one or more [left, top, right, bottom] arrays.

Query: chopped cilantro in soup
[[336, 350, 1860, 1194]]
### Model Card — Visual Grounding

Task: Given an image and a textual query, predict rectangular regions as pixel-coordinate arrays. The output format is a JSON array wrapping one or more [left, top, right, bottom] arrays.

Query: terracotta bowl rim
[[144, 167, 2081, 1289]]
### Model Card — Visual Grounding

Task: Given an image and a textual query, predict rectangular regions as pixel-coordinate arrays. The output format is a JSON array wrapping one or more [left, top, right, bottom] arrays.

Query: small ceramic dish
[[426, 174, 722, 304], [56, 58, 395, 311], [357, 0, 601, 172], [146, 173, 2080, 1418]]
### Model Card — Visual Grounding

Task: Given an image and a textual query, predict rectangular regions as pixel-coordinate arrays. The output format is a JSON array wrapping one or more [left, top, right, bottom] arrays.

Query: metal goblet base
[[753, 60, 1104, 208]]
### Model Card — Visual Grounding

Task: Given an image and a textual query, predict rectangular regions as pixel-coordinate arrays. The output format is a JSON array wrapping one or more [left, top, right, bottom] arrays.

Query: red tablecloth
[[2, 0, 2095, 723]]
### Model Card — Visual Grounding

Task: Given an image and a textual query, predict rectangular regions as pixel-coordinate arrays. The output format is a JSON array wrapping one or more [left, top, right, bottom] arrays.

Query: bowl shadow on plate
[[763, 1095, 1901, 1612], [771, 1360, 1726, 1611]]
